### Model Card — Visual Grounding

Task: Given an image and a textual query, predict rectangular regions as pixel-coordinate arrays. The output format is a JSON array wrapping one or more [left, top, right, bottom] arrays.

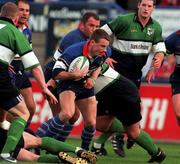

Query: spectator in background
[[160, 0, 180, 6]]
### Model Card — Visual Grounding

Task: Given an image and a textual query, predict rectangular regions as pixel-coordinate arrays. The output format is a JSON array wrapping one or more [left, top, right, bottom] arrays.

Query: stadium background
[[1, 1, 180, 142]]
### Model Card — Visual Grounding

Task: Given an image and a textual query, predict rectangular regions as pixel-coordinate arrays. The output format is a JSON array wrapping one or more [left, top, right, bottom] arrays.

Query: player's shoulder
[[63, 41, 85, 56], [151, 18, 162, 28], [63, 28, 81, 39], [116, 12, 135, 21]]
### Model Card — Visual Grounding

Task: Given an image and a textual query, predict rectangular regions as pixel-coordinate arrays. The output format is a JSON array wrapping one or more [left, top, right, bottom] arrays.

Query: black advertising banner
[[0, 1, 124, 59], [45, 2, 124, 59]]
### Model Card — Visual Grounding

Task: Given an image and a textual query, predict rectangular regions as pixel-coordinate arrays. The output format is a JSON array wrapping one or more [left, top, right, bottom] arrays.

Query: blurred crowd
[[32, 0, 180, 8]]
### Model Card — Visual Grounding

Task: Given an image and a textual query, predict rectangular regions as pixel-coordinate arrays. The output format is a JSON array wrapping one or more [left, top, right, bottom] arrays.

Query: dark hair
[[138, 0, 156, 5], [81, 12, 100, 24], [15, 0, 30, 5], [89, 29, 111, 43]]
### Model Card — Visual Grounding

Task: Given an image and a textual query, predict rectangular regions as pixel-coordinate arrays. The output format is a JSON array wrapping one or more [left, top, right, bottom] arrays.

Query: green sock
[[134, 130, 158, 155], [94, 118, 125, 144], [2, 117, 26, 154], [41, 137, 76, 154], [37, 154, 60, 163]]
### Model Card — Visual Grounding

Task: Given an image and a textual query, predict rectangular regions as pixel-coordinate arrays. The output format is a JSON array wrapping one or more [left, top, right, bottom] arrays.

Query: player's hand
[[105, 57, 117, 69], [47, 79, 57, 89], [145, 68, 155, 83], [73, 67, 88, 80], [42, 87, 58, 104], [8, 64, 15, 74], [84, 77, 95, 89], [152, 53, 164, 69]]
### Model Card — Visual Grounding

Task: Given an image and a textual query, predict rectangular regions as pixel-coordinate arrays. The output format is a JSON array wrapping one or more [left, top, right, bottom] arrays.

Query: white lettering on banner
[[49, 7, 81, 19], [140, 98, 152, 128], [140, 98, 168, 130], [32, 93, 52, 123], [29, 15, 47, 32]]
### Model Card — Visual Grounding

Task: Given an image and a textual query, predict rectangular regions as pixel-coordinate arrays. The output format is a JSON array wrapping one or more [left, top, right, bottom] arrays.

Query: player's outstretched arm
[[31, 66, 58, 104]]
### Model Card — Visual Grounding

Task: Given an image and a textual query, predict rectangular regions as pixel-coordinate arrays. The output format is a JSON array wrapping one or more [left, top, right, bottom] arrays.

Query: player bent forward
[[93, 63, 166, 163]]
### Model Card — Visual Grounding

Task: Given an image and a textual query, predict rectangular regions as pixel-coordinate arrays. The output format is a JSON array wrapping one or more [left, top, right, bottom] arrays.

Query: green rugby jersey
[[0, 17, 39, 82], [101, 13, 166, 79], [94, 63, 120, 94]]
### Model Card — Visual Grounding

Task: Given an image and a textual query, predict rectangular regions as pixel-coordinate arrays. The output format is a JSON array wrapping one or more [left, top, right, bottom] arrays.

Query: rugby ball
[[68, 56, 89, 73]]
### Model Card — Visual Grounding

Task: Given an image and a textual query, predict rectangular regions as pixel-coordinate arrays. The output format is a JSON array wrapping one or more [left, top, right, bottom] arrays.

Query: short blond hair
[[1, 2, 19, 19]]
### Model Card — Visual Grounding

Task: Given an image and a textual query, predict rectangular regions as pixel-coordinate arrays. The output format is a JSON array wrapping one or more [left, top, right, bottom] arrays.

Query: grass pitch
[[1, 138, 180, 164]]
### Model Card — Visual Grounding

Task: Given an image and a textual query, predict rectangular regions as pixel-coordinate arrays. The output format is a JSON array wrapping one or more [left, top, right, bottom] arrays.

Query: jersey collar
[[134, 13, 153, 26], [16, 22, 29, 30], [0, 17, 14, 25], [83, 41, 90, 58], [82, 41, 107, 59]]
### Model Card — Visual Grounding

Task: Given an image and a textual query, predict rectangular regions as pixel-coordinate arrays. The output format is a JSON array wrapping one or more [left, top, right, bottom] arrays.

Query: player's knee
[[127, 128, 141, 139], [22, 109, 30, 121], [84, 119, 96, 128], [69, 109, 80, 124], [59, 111, 74, 122]]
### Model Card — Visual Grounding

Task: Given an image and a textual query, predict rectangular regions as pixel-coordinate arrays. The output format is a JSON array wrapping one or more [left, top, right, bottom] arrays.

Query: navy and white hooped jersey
[[20, 24, 32, 45], [53, 28, 112, 61], [53, 28, 88, 61], [52, 41, 107, 82], [165, 30, 180, 65]]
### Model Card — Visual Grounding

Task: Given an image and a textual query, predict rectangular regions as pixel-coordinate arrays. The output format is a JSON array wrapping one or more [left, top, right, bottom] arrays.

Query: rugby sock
[[41, 137, 75, 154], [134, 130, 159, 155], [37, 154, 59, 163], [54, 123, 73, 141], [93, 118, 125, 146], [35, 118, 52, 137], [81, 126, 96, 150], [45, 115, 65, 137], [1, 117, 26, 154]]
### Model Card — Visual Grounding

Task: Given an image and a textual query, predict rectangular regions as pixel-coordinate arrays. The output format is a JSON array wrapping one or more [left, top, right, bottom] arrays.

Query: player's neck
[[138, 16, 150, 27], [17, 22, 25, 29]]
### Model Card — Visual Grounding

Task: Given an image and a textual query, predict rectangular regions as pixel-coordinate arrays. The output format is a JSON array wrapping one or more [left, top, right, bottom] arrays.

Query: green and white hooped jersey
[[0, 18, 39, 70], [94, 63, 120, 94], [101, 13, 166, 57]]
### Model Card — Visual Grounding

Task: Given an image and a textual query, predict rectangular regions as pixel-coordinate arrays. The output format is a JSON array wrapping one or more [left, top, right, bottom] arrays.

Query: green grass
[[1, 138, 180, 164], [67, 138, 179, 164]]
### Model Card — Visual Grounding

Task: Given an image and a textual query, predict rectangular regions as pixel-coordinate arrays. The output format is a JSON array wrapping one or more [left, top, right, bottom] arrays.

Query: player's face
[[82, 17, 100, 38], [138, 0, 155, 19], [18, 1, 30, 25], [90, 38, 109, 57]]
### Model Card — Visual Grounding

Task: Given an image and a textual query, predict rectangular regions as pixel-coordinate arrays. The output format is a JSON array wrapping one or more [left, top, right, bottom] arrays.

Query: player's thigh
[[59, 90, 76, 114], [23, 132, 41, 149], [0, 109, 7, 122], [8, 100, 29, 121], [20, 87, 35, 111], [77, 96, 97, 126]]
